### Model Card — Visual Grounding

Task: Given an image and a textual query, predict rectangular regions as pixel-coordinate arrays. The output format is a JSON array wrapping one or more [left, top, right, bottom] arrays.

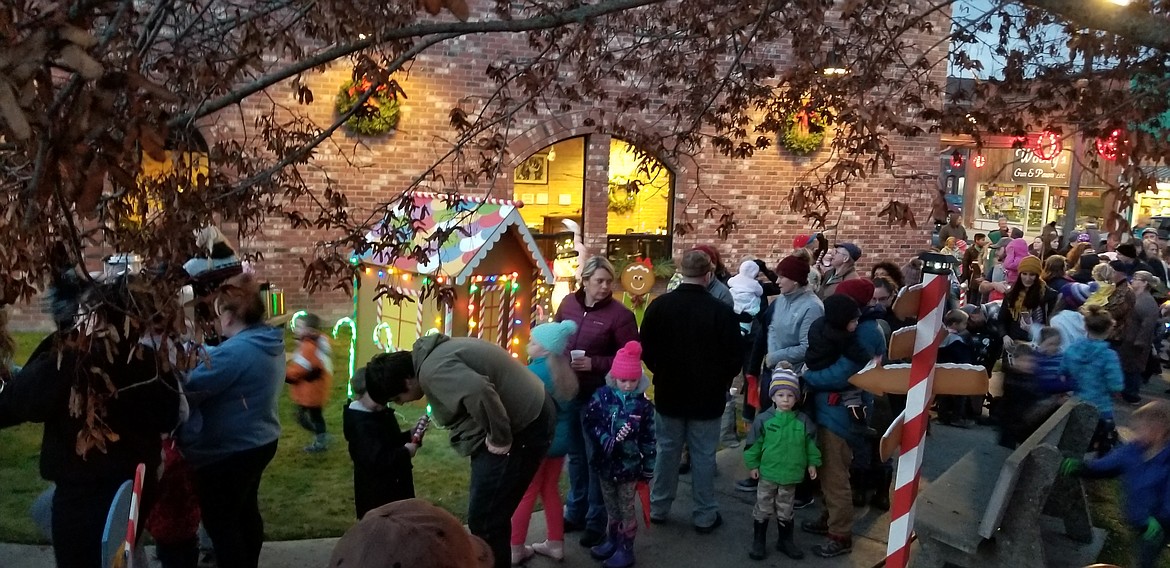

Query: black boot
[[775, 520, 804, 559], [850, 468, 868, 508], [749, 520, 768, 560], [870, 468, 891, 511]]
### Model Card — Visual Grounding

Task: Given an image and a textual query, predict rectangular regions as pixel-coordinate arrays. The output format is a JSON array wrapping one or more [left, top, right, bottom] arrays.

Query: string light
[[288, 310, 308, 331], [373, 322, 394, 352]]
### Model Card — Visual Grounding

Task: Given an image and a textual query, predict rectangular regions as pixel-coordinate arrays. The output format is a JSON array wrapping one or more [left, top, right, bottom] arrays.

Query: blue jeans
[[649, 412, 721, 527], [1124, 370, 1144, 400], [565, 407, 607, 533]]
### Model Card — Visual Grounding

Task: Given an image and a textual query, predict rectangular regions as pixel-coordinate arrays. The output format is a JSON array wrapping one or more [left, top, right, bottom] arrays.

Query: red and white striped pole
[[123, 463, 146, 568], [885, 253, 952, 568]]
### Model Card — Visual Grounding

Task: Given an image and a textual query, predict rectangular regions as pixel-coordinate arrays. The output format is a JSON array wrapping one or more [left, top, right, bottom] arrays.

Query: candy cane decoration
[[121, 463, 146, 568], [505, 285, 519, 350], [885, 262, 950, 568], [373, 322, 394, 352], [415, 297, 425, 340], [958, 281, 968, 308], [332, 317, 357, 395], [497, 285, 511, 348]]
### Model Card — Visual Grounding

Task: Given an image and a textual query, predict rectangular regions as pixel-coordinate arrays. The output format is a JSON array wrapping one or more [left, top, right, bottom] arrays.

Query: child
[[728, 260, 764, 335], [936, 309, 977, 427], [1033, 326, 1075, 395], [343, 368, 419, 520], [583, 341, 656, 568], [744, 370, 821, 561], [804, 294, 871, 433], [510, 320, 580, 564], [1061, 401, 1170, 568], [1063, 304, 1125, 456], [286, 313, 333, 452]]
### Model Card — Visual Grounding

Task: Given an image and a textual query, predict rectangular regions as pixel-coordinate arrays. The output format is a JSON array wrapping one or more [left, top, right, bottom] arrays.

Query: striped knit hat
[[769, 370, 801, 398]]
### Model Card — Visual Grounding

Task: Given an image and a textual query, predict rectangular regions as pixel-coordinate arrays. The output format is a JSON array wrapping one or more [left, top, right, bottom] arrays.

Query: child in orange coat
[[286, 313, 333, 452]]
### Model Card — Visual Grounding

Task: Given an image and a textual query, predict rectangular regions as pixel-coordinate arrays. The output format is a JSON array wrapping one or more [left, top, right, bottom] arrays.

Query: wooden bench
[[911, 400, 1099, 568]]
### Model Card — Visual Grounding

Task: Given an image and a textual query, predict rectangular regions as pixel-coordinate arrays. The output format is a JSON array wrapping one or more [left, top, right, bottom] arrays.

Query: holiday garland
[[780, 109, 826, 155], [335, 79, 400, 136]]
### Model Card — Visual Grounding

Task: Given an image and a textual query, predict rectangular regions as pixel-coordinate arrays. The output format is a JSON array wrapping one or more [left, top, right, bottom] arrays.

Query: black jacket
[[0, 334, 179, 486], [343, 404, 415, 519], [640, 283, 742, 420]]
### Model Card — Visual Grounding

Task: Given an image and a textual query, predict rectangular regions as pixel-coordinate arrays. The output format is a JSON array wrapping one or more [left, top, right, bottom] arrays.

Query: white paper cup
[[729, 387, 738, 396], [570, 350, 586, 361]]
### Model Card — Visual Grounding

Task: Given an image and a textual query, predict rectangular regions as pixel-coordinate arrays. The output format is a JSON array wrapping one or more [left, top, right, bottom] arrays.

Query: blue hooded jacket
[[528, 356, 579, 458], [180, 325, 285, 466], [1082, 442, 1170, 528], [1062, 337, 1123, 419], [801, 309, 886, 444]]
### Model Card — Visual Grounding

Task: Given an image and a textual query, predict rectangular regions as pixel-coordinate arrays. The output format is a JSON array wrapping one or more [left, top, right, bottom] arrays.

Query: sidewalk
[[5, 377, 1164, 568]]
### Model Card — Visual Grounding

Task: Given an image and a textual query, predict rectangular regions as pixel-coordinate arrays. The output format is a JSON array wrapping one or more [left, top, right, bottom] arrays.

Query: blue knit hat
[[530, 320, 578, 354], [769, 369, 801, 398]]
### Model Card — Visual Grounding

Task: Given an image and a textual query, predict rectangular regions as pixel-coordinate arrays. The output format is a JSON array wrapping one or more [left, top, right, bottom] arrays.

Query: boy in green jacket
[[744, 370, 821, 561]]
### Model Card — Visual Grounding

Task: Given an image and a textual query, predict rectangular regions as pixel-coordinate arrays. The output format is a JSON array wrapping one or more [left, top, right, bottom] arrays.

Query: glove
[[1145, 517, 1164, 542], [614, 422, 634, 443], [1059, 458, 1082, 477]]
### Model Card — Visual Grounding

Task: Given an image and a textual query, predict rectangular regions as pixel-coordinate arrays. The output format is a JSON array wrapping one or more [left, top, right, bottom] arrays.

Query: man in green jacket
[[365, 334, 554, 568], [743, 371, 822, 561]]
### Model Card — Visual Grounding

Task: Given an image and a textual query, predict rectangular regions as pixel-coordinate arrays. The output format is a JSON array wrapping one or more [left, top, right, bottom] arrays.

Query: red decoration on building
[[1033, 130, 1062, 161], [950, 151, 963, 168], [1096, 129, 1122, 161], [972, 154, 986, 168]]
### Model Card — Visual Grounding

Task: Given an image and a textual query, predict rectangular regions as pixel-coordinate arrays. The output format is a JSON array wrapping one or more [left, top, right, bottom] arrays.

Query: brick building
[[9, 5, 950, 329]]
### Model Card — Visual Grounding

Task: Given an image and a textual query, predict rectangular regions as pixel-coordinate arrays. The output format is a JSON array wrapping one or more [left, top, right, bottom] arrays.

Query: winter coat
[[1002, 240, 1030, 286], [743, 409, 822, 486], [641, 283, 743, 420], [343, 403, 415, 519], [764, 287, 824, 370], [412, 334, 550, 456], [802, 309, 887, 444], [1121, 292, 1161, 375], [0, 334, 180, 486], [555, 290, 640, 400], [583, 378, 656, 483], [1063, 338, 1123, 419], [1080, 442, 1170, 528], [821, 265, 860, 298], [286, 334, 333, 408], [708, 277, 735, 308], [529, 356, 579, 458], [937, 331, 975, 365], [181, 325, 284, 467], [728, 261, 764, 318], [998, 284, 1060, 342]]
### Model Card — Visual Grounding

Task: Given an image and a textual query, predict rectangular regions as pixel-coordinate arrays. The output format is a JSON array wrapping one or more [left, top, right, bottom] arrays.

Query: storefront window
[[977, 183, 1027, 225], [606, 139, 672, 264], [513, 137, 585, 311]]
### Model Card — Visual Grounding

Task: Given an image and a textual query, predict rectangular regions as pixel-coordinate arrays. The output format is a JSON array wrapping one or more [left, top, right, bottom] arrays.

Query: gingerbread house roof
[[357, 192, 555, 285]]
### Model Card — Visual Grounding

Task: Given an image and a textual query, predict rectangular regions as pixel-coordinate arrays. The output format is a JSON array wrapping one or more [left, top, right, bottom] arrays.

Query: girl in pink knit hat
[[582, 341, 657, 568]]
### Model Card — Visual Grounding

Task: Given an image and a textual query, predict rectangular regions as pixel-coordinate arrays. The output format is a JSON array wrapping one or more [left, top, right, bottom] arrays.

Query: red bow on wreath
[[347, 79, 389, 109]]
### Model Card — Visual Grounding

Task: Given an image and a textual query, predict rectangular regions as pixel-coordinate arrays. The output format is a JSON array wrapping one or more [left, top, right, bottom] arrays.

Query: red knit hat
[[691, 245, 721, 268], [776, 255, 810, 286], [835, 278, 875, 307], [610, 341, 644, 380], [793, 234, 814, 249]]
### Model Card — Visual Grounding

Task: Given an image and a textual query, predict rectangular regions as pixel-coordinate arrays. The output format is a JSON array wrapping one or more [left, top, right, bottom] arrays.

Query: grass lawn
[[0, 329, 471, 543]]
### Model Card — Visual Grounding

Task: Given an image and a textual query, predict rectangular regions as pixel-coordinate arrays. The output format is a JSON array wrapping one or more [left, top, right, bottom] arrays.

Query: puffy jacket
[[181, 325, 285, 467], [743, 409, 821, 485], [583, 376, 656, 483], [1080, 442, 1170, 528], [529, 356, 579, 458], [555, 290, 640, 400], [802, 311, 887, 444], [286, 334, 333, 408], [764, 287, 823, 370], [1063, 337, 1123, 419], [413, 334, 549, 456], [343, 403, 414, 519]]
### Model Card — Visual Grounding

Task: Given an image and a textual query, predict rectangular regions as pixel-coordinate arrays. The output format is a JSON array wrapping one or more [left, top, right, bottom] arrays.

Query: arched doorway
[[605, 138, 674, 265]]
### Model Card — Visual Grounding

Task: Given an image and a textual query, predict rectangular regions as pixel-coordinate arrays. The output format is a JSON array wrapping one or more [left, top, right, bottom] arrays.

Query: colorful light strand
[[332, 316, 357, 396]]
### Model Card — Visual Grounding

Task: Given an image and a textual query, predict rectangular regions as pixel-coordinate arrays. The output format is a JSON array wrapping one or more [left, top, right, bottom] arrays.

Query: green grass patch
[[1087, 477, 1170, 567], [0, 330, 472, 543]]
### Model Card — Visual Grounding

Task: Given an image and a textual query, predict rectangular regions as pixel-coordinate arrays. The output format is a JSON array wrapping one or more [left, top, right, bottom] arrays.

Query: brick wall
[[7, 4, 950, 330]]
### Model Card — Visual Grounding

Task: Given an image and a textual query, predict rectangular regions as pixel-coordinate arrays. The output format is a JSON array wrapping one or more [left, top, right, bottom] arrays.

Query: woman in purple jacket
[[557, 256, 640, 548]]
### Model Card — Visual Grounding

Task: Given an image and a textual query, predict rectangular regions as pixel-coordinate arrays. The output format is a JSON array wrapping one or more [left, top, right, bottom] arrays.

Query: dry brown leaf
[[0, 81, 31, 140], [445, 0, 470, 21], [422, 0, 442, 15]]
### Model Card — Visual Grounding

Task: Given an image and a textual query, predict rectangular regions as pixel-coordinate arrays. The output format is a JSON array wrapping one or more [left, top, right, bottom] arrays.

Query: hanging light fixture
[[950, 150, 964, 168], [1033, 130, 1062, 161]]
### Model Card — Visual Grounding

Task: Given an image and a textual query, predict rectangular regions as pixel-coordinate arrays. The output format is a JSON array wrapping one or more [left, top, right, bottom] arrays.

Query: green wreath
[[781, 110, 826, 155], [335, 79, 400, 136]]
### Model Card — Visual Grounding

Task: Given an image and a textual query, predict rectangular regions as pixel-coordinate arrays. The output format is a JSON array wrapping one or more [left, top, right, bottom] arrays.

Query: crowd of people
[[6, 215, 1170, 568]]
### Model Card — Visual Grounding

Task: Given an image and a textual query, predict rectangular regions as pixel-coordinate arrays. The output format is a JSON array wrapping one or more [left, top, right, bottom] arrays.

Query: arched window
[[605, 139, 673, 264]]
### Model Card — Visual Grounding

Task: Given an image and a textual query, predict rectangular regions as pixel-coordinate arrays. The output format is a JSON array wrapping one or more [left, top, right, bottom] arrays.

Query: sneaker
[[694, 513, 723, 534], [735, 477, 759, 492], [812, 537, 852, 558], [579, 529, 605, 548], [793, 497, 814, 510], [531, 540, 564, 561], [800, 519, 828, 535], [511, 545, 534, 565], [649, 515, 668, 525], [303, 441, 327, 453]]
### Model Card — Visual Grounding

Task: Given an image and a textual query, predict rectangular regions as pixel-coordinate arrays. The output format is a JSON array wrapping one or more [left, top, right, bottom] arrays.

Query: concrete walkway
[[4, 376, 1162, 568]]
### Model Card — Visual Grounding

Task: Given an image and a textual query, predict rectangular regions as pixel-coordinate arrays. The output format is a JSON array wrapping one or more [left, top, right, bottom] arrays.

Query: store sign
[[981, 148, 1071, 183]]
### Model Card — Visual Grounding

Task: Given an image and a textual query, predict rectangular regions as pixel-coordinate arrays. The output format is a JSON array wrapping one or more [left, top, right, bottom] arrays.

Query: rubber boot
[[749, 520, 768, 560], [850, 468, 867, 507], [590, 522, 620, 560], [602, 534, 635, 568], [775, 520, 804, 559], [870, 469, 891, 511]]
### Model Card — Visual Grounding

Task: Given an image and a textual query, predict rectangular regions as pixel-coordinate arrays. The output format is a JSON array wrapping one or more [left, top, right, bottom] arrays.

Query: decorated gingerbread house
[[353, 192, 555, 367]]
